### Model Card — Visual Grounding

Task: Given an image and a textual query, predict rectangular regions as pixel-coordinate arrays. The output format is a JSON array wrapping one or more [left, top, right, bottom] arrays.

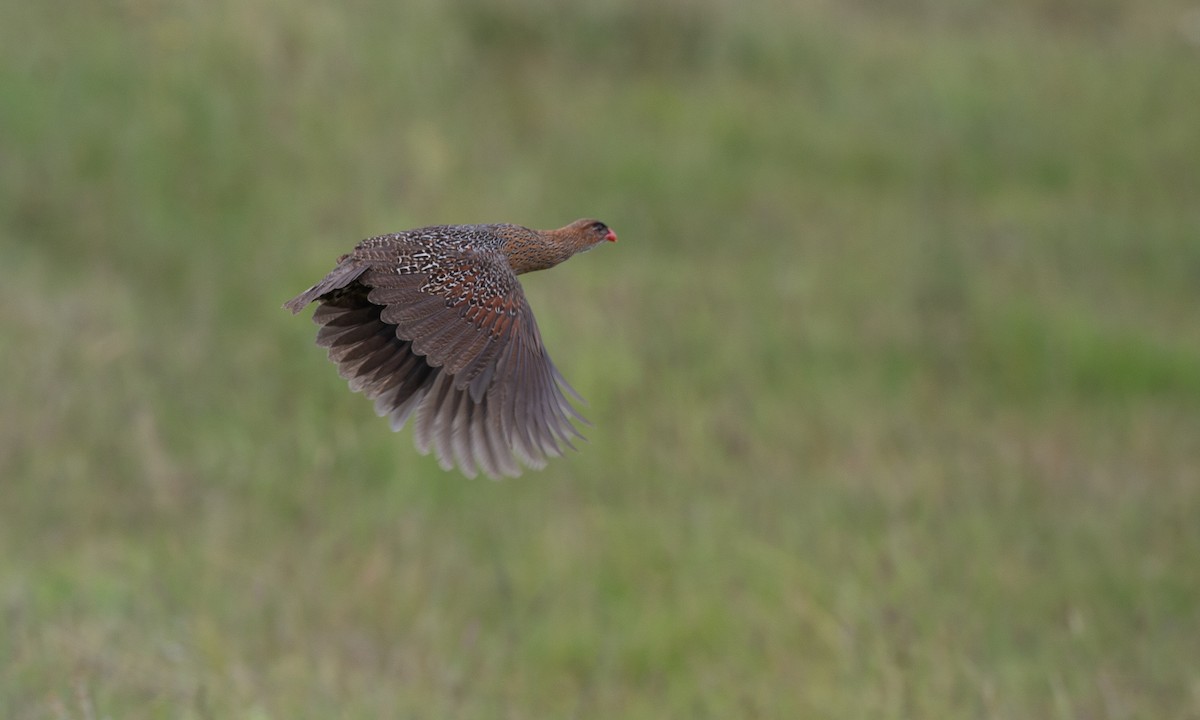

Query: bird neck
[[500, 225, 590, 275]]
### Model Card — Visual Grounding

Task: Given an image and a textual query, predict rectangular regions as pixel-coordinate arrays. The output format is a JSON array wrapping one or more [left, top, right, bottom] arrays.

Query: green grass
[[3, 0, 1200, 717]]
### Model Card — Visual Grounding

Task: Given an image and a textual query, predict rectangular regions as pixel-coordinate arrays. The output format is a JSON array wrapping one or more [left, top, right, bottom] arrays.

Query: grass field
[[3, 0, 1200, 717]]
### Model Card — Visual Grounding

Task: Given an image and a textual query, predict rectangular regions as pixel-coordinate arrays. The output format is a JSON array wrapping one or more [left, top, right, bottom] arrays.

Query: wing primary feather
[[411, 374, 440, 455], [451, 391, 480, 479], [432, 375, 459, 471]]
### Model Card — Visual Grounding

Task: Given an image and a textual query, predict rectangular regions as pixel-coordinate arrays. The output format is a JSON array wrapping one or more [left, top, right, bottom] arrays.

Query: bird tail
[[283, 258, 370, 314]]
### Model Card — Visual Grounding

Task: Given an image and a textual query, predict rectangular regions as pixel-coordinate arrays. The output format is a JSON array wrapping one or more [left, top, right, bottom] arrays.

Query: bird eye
[[591, 221, 607, 233]]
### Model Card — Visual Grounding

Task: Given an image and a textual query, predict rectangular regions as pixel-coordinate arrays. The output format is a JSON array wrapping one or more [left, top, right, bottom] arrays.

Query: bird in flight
[[285, 219, 617, 479]]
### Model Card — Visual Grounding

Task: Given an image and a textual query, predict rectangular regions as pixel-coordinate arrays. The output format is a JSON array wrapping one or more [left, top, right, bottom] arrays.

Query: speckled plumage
[[285, 218, 616, 479]]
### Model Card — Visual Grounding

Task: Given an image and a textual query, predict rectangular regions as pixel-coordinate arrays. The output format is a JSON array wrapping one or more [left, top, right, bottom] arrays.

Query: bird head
[[565, 218, 618, 247]]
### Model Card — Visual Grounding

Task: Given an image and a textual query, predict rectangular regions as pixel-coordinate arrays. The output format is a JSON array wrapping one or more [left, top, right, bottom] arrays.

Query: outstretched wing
[[285, 233, 586, 478]]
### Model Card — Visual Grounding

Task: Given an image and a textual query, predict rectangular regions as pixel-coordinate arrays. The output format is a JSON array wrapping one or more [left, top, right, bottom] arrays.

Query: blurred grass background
[[3, 0, 1200, 717]]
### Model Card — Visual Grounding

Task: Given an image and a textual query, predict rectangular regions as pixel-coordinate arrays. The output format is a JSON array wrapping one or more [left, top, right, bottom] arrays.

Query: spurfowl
[[285, 219, 617, 479]]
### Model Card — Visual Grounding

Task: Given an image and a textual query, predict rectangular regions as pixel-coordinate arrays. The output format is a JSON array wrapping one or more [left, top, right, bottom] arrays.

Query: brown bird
[[284, 218, 617, 479]]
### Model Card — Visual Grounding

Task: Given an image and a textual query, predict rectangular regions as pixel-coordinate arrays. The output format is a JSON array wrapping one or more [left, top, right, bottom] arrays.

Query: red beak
[[605, 229, 618, 243]]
